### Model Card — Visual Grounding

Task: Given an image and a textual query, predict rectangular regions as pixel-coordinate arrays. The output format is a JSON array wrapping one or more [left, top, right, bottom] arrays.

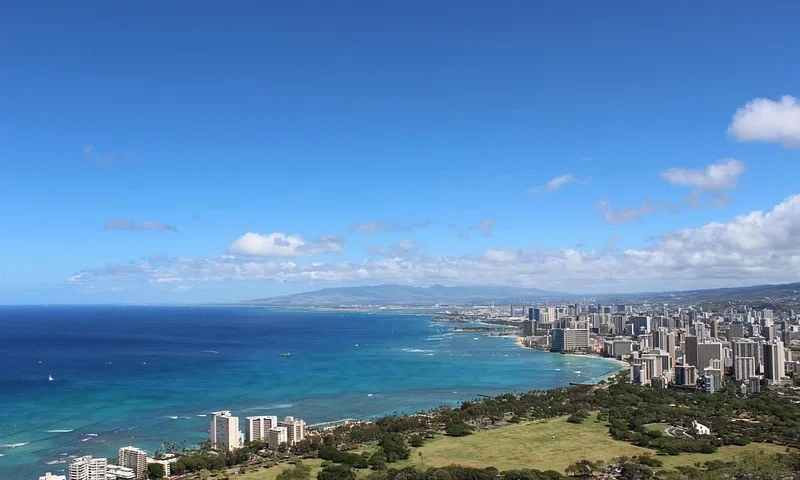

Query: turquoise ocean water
[[0, 306, 622, 479]]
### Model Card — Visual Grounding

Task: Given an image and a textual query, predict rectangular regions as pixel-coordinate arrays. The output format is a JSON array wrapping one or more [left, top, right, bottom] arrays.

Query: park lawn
[[235, 417, 796, 478], [392, 414, 796, 474], [235, 458, 326, 480], [394, 414, 652, 472], [657, 443, 793, 470], [643, 423, 672, 434]]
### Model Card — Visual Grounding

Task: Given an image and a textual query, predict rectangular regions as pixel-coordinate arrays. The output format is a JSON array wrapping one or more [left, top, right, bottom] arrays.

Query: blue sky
[[2, 1, 799, 303]]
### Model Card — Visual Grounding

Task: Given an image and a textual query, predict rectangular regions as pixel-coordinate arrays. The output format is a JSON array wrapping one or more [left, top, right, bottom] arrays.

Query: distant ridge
[[245, 284, 570, 306], [245, 281, 800, 306]]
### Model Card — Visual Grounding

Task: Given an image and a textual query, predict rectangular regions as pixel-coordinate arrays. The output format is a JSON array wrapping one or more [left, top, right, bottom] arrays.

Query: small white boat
[[48, 375, 54, 382]]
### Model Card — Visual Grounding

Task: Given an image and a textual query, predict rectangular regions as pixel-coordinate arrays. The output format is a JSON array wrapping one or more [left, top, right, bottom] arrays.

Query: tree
[[619, 462, 652, 480], [318, 464, 357, 480], [198, 469, 211, 480], [147, 463, 166, 479], [408, 434, 424, 447], [565, 460, 592, 479], [378, 434, 410, 462], [444, 421, 473, 437], [369, 453, 387, 471], [278, 463, 312, 480]]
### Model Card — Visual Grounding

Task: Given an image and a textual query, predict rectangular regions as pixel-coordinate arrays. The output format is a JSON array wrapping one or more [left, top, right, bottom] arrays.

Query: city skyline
[[2, 2, 800, 303]]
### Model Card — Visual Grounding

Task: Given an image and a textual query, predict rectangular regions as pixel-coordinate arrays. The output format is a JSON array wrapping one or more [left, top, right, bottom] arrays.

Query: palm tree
[[418, 451, 424, 469]]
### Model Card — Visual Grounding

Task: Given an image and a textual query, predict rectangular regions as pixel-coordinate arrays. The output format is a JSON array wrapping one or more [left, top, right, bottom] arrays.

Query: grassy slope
[[237, 415, 793, 478], [642, 423, 673, 433], [237, 459, 326, 480], [395, 415, 792, 473]]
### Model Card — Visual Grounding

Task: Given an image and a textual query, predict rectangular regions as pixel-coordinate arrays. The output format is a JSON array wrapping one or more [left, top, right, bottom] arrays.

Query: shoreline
[[513, 335, 628, 380]]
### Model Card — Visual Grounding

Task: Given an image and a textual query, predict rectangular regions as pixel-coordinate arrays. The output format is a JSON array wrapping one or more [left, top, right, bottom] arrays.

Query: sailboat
[[281, 352, 292, 357], [48, 375, 54, 382]]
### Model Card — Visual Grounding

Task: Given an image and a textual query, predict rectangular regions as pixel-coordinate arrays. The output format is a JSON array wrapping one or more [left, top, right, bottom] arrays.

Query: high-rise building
[[118, 446, 147, 480], [674, 364, 697, 387], [764, 340, 786, 384], [69, 456, 107, 480], [211, 411, 242, 451], [735, 357, 756, 382], [710, 319, 720, 339], [652, 328, 677, 365], [748, 376, 762, 394], [697, 342, 724, 375], [729, 322, 745, 340], [630, 316, 652, 334], [684, 336, 699, 368], [246, 415, 278, 443], [763, 325, 776, 341], [733, 338, 764, 373], [40, 474, 67, 480], [279, 416, 306, 445], [701, 374, 715, 393], [550, 328, 589, 352], [612, 315, 627, 335], [267, 426, 288, 449], [521, 320, 533, 337], [527, 308, 534, 321], [106, 465, 137, 480]]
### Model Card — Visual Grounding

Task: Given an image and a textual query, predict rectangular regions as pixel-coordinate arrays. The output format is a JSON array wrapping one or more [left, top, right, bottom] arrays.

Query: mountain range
[[245, 284, 567, 306], [245, 282, 800, 306]]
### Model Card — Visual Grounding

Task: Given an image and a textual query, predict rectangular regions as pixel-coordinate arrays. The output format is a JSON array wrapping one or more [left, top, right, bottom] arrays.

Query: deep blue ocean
[[0, 306, 622, 479]]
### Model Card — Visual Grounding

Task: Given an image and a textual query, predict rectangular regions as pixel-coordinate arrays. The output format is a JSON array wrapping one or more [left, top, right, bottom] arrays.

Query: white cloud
[[728, 95, 800, 148], [484, 249, 519, 262], [475, 218, 495, 236], [227, 232, 343, 258], [105, 219, 178, 232], [354, 221, 392, 236], [595, 200, 655, 223], [365, 238, 424, 258], [353, 220, 430, 235], [68, 194, 800, 293], [83, 144, 134, 165], [528, 173, 589, 194], [660, 159, 746, 190]]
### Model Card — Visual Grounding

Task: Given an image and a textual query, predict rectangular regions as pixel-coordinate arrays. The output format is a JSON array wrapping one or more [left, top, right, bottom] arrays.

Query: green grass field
[[237, 458, 327, 480], [395, 415, 792, 473], [236, 415, 793, 478], [642, 423, 673, 434]]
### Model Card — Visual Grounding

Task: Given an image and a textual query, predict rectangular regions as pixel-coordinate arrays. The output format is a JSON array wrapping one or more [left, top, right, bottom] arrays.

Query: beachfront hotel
[[39, 473, 67, 480], [279, 416, 306, 445], [68, 456, 107, 480], [267, 426, 288, 448], [210, 410, 243, 451], [118, 446, 147, 480], [245, 415, 278, 442]]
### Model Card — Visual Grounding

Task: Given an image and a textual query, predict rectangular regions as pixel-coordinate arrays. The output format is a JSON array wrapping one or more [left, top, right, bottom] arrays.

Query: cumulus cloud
[[83, 144, 133, 165], [449, 218, 496, 238], [227, 232, 343, 258], [353, 220, 430, 235], [365, 238, 424, 258], [660, 159, 746, 208], [105, 219, 178, 232], [68, 195, 800, 293], [354, 221, 392, 236], [728, 95, 800, 148], [595, 200, 655, 223], [528, 174, 589, 194], [661, 159, 746, 190]]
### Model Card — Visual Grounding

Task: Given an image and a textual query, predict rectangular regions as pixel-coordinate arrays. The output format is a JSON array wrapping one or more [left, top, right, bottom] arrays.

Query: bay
[[0, 305, 621, 480]]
